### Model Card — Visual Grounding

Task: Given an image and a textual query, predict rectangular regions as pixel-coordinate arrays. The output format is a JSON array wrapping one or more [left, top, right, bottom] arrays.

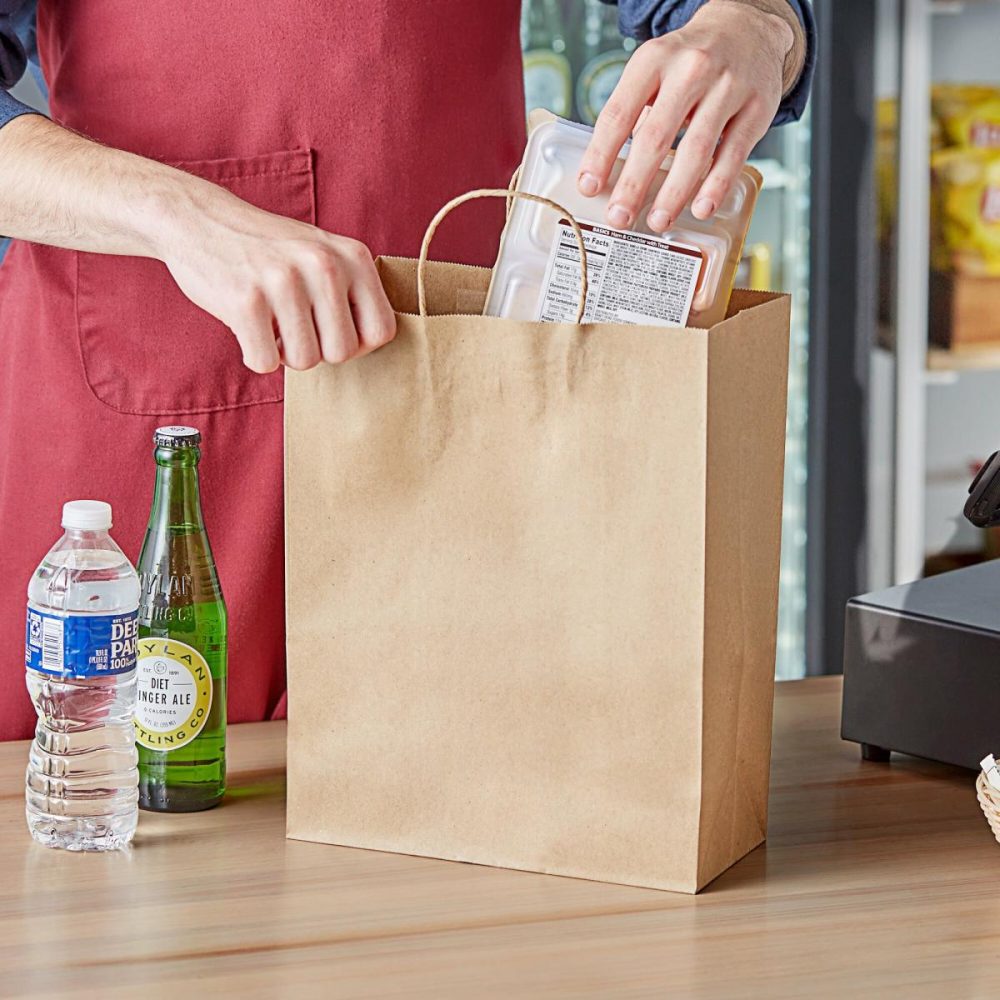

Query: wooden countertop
[[2, 677, 998, 999]]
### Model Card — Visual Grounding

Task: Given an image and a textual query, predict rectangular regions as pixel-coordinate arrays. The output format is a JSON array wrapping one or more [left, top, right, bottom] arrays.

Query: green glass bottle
[[135, 426, 227, 812], [521, 0, 573, 119], [575, 0, 636, 126]]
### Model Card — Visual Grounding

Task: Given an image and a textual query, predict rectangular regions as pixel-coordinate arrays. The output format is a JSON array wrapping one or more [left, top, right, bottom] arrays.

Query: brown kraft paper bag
[[284, 190, 790, 894]]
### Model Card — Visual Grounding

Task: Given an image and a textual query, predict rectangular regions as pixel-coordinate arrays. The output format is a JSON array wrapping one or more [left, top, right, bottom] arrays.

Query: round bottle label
[[523, 50, 572, 118], [576, 51, 630, 125], [134, 638, 213, 751]]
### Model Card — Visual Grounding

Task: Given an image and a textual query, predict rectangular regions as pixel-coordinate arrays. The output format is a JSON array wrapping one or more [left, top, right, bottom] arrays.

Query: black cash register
[[841, 451, 1000, 769]]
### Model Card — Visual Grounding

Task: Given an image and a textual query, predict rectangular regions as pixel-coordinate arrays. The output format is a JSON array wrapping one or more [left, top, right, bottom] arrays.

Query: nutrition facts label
[[536, 220, 703, 327]]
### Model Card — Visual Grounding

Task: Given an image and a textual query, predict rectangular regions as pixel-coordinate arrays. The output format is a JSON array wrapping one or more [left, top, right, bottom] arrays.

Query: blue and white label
[[25, 607, 138, 677]]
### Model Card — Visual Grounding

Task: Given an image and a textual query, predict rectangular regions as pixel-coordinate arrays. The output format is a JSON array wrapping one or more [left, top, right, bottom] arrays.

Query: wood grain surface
[[2, 677, 998, 999]]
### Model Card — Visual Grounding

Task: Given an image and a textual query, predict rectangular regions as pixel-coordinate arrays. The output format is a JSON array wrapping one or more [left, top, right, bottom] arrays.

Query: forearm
[[0, 113, 213, 259], [0, 112, 395, 371]]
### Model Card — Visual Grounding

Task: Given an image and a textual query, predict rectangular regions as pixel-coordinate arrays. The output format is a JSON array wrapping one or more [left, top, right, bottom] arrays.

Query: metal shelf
[[932, 0, 1000, 11], [876, 336, 1000, 375], [927, 345, 1000, 372]]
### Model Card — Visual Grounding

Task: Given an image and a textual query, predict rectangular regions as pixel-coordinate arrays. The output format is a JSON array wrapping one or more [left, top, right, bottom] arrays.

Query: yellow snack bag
[[876, 98, 898, 246], [932, 83, 1000, 148], [931, 146, 1000, 275]]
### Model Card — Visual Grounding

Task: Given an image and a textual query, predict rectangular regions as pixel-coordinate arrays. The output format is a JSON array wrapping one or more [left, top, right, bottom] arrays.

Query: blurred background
[[520, 0, 1000, 680]]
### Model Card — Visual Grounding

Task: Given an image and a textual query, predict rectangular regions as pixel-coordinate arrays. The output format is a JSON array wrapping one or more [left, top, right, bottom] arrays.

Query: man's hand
[[578, 0, 793, 232], [0, 114, 395, 373], [154, 184, 395, 374]]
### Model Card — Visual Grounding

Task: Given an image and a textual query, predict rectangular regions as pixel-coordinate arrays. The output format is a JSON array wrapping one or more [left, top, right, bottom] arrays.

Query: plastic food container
[[484, 115, 762, 328]]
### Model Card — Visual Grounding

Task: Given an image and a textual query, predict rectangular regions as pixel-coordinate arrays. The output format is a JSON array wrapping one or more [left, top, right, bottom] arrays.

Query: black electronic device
[[966, 450, 1000, 529], [842, 560, 1000, 768], [841, 454, 1000, 768]]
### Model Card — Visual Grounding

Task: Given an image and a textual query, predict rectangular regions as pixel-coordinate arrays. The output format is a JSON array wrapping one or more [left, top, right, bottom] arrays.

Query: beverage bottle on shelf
[[736, 242, 774, 291], [522, 0, 573, 119], [576, 0, 637, 126], [25, 500, 140, 851], [135, 426, 227, 812]]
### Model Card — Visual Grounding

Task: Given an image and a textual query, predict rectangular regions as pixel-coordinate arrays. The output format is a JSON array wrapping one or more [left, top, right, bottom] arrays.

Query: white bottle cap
[[61, 500, 113, 531]]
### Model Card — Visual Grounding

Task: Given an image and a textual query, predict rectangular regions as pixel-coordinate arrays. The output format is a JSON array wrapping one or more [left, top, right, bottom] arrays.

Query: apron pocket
[[76, 148, 315, 414]]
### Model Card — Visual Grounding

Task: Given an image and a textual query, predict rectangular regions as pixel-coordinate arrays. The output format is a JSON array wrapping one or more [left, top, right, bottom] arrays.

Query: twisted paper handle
[[417, 188, 589, 324]]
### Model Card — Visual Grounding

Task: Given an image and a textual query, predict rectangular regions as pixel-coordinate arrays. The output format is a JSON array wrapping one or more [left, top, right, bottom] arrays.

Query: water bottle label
[[25, 607, 138, 677], [134, 638, 213, 751]]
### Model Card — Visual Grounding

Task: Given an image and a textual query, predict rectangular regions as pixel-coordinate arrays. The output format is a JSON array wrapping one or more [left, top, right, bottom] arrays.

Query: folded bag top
[[284, 189, 791, 894]]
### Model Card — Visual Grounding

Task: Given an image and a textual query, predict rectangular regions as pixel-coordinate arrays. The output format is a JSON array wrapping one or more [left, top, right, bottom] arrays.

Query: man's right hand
[[0, 114, 396, 373], [155, 184, 396, 373]]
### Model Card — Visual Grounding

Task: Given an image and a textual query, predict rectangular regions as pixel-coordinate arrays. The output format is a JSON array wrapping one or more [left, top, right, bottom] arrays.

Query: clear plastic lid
[[484, 115, 762, 329]]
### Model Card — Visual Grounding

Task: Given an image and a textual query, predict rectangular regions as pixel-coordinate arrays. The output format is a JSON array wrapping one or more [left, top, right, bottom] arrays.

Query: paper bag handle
[[417, 189, 589, 324], [505, 166, 522, 218]]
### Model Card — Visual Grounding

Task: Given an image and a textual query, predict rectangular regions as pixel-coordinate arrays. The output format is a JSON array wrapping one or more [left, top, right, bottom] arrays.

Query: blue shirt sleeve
[[606, 0, 815, 126], [0, 0, 42, 129]]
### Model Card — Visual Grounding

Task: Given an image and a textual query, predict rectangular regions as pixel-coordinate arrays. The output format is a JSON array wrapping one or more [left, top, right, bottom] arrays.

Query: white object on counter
[[980, 754, 1000, 792]]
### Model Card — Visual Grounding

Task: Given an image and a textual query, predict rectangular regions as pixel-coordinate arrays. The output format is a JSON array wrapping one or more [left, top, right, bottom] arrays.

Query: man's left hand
[[578, 0, 793, 232]]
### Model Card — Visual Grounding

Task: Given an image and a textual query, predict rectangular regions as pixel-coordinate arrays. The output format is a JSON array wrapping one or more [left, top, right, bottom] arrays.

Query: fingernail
[[578, 172, 600, 196], [608, 204, 631, 228], [692, 196, 715, 219], [647, 209, 671, 233]]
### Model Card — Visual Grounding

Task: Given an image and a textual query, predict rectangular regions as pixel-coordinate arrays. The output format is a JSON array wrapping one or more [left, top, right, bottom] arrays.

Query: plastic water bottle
[[24, 500, 140, 851]]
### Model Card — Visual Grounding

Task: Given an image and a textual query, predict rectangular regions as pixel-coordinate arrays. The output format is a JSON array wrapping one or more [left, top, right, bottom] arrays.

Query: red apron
[[0, 1, 525, 739]]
